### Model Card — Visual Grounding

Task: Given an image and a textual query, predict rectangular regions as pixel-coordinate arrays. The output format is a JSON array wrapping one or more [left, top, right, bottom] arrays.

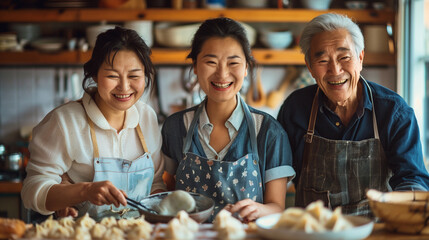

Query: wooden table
[[366, 223, 429, 240]]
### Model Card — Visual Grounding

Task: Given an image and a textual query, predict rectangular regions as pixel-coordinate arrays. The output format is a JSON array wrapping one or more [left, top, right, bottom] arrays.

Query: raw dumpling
[[324, 207, 354, 232], [76, 213, 96, 229], [213, 209, 232, 230], [158, 190, 196, 215], [275, 207, 305, 229], [73, 226, 91, 240], [292, 212, 326, 233], [102, 227, 124, 240], [91, 223, 107, 239], [100, 216, 117, 228], [305, 200, 332, 222], [165, 218, 195, 240], [48, 225, 74, 239], [176, 210, 199, 233], [58, 216, 75, 228], [213, 210, 245, 240], [127, 224, 152, 240], [24, 224, 49, 239]]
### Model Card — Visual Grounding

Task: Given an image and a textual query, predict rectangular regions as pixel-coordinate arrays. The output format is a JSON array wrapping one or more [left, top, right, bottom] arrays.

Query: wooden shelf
[[0, 8, 395, 23], [0, 8, 396, 67], [0, 182, 22, 194], [0, 49, 396, 66]]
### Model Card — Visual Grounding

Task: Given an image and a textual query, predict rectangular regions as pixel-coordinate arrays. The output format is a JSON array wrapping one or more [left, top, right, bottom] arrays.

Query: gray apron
[[175, 97, 263, 222], [77, 114, 155, 221], [295, 79, 391, 217]]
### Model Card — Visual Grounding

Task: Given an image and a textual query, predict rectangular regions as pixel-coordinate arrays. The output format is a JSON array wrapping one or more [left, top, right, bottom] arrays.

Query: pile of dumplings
[[275, 200, 354, 233], [24, 213, 152, 240]]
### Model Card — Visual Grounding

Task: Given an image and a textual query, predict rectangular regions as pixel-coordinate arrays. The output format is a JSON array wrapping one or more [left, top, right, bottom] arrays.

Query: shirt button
[[215, 156, 218, 160], [335, 122, 340, 127]]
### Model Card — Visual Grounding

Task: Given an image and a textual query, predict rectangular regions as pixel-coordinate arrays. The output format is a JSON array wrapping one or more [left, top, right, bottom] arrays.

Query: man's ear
[[305, 59, 315, 79]]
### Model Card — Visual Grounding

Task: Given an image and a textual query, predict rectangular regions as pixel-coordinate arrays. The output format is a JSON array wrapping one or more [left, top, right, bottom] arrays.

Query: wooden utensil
[[266, 66, 298, 109], [246, 68, 266, 107]]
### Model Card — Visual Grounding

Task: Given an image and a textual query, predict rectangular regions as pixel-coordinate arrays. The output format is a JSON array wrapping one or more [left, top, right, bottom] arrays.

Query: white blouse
[[21, 93, 166, 215]]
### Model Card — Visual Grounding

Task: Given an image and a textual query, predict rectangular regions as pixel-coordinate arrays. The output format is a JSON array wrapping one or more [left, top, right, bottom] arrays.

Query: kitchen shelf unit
[[0, 8, 396, 66]]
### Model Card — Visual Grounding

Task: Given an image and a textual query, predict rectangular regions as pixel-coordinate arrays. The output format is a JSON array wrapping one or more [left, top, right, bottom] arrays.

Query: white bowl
[[155, 22, 200, 48], [32, 38, 64, 52], [345, 1, 368, 10], [124, 20, 153, 47], [86, 24, 116, 48], [260, 29, 293, 49], [155, 22, 256, 48], [301, 0, 332, 10]]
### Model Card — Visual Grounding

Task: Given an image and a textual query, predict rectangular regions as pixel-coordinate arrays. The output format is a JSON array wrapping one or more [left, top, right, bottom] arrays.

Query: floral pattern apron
[[295, 79, 391, 217], [77, 115, 155, 221], [176, 97, 263, 222]]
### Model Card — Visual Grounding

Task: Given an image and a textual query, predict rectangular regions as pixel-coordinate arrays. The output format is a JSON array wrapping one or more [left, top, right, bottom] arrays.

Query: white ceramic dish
[[31, 38, 64, 52], [345, 1, 368, 10], [256, 213, 374, 240]]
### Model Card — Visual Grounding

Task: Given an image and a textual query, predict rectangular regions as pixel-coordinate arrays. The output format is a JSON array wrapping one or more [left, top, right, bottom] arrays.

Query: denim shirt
[[277, 78, 429, 191]]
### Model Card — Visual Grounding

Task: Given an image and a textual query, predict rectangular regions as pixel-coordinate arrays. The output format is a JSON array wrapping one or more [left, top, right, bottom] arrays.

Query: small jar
[[6, 153, 22, 172]]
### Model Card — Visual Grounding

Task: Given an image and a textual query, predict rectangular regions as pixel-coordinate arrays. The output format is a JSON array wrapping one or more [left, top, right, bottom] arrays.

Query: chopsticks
[[125, 196, 157, 214]]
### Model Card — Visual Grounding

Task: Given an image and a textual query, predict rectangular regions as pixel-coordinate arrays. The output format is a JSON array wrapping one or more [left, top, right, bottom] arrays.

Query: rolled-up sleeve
[[386, 105, 429, 190]]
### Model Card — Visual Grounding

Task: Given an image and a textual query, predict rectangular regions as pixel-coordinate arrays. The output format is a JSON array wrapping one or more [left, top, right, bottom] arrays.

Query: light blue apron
[[176, 97, 263, 222], [77, 115, 155, 220]]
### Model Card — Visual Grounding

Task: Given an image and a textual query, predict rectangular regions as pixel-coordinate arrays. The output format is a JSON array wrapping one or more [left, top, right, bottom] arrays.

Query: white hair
[[299, 13, 364, 65]]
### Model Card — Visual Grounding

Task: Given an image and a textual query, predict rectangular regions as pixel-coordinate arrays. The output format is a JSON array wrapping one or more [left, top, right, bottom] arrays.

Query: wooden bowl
[[366, 189, 429, 234]]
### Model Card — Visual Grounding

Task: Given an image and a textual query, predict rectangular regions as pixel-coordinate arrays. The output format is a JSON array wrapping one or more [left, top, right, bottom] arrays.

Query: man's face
[[306, 29, 364, 107]]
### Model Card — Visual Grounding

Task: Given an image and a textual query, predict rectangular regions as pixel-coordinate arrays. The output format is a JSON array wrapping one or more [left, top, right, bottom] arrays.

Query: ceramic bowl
[[301, 0, 332, 10], [86, 24, 116, 48], [137, 191, 215, 223], [345, 1, 368, 10], [260, 29, 293, 49], [155, 22, 200, 48], [366, 189, 429, 234]]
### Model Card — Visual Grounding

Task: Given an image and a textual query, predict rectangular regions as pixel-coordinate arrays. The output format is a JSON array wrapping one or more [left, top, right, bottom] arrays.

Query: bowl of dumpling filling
[[137, 190, 215, 223]]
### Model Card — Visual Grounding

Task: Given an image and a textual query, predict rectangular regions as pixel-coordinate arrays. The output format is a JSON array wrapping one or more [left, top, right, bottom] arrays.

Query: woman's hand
[[55, 207, 78, 218], [225, 199, 263, 223], [83, 181, 127, 208]]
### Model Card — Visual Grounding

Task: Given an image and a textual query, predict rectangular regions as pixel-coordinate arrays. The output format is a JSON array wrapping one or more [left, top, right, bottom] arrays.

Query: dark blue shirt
[[277, 79, 429, 191]]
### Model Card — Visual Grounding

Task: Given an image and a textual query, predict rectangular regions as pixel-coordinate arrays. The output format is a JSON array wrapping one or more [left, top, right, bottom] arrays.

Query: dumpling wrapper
[[324, 207, 354, 232], [158, 190, 196, 215], [275, 207, 305, 229], [165, 218, 195, 240]]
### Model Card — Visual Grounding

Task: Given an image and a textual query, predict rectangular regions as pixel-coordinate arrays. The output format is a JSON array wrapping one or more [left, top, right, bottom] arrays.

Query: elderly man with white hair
[[277, 13, 429, 217]]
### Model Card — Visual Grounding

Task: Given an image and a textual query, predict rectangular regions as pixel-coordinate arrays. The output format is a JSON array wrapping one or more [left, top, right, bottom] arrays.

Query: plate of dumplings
[[255, 200, 374, 240]]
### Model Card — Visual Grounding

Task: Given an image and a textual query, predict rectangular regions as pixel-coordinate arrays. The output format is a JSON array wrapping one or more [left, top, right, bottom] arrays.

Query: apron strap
[[86, 110, 149, 158], [362, 76, 380, 139], [305, 88, 320, 143], [87, 115, 100, 159], [240, 96, 259, 162], [135, 124, 149, 153], [182, 95, 259, 161], [305, 78, 380, 142], [182, 101, 204, 154]]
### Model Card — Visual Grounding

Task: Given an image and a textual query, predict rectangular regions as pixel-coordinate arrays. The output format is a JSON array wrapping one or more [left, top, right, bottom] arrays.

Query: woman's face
[[194, 37, 248, 105], [93, 50, 146, 115]]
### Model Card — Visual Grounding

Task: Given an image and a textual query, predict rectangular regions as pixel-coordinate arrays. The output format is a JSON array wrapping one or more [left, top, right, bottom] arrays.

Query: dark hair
[[82, 26, 155, 94], [187, 17, 256, 73]]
